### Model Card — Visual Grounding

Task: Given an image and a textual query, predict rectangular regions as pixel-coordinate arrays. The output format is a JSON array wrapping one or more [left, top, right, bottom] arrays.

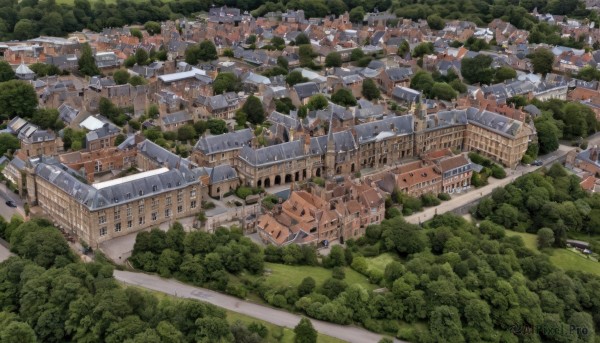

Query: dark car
[[532, 160, 543, 166], [5, 200, 16, 208]]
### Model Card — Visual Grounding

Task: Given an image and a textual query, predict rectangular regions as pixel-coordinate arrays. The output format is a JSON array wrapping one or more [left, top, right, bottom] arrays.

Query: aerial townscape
[[2, 0, 600, 342]]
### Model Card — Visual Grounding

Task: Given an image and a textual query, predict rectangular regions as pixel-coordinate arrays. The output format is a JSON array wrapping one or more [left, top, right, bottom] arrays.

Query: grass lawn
[[549, 249, 600, 277], [262, 262, 377, 290], [365, 253, 398, 274], [506, 230, 539, 253]]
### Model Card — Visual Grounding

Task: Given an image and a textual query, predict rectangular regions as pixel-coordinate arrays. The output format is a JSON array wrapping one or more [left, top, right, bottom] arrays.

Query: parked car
[[532, 160, 543, 166], [5, 200, 17, 208]]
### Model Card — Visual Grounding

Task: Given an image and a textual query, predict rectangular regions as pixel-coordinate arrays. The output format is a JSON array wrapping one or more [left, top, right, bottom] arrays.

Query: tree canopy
[[0, 80, 38, 120], [331, 88, 357, 107], [185, 40, 218, 65]]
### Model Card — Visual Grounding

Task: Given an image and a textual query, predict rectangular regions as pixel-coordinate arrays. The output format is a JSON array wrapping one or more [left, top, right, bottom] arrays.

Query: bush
[[351, 256, 369, 275], [490, 165, 507, 179], [201, 201, 215, 209], [262, 195, 279, 210], [437, 193, 451, 201], [421, 193, 441, 207], [521, 154, 534, 165], [385, 207, 401, 219], [236, 186, 253, 199], [311, 177, 325, 186], [226, 284, 248, 299], [361, 244, 380, 257], [332, 266, 345, 280]]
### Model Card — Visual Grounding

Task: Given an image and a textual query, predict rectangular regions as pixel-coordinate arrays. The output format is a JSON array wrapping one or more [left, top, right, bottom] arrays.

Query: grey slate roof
[[293, 82, 319, 99], [201, 164, 238, 183], [267, 111, 300, 130], [21, 130, 56, 144], [385, 67, 413, 81], [85, 123, 120, 142], [523, 104, 541, 116], [392, 86, 421, 102], [354, 115, 414, 144], [161, 111, 192, 125], [194, 128, 253, 155], [238, 140, 304, 166], [58, 103, 79, 124]]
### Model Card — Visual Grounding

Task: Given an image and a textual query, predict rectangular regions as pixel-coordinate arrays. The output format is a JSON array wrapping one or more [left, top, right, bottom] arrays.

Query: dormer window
[[152, 185, 158, 192], [139, 190, 143, 196]]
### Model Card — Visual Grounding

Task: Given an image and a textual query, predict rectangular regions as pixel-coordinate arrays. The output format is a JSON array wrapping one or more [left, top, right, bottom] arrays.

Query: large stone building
[[25, 138, 209, 247], [227, 105, 532, 189]]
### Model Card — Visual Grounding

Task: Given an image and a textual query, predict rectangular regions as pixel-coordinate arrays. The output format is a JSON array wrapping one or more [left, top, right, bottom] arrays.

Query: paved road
[[114, 270, 403, 343], [404, 144, 573, 225], [0, 183, 24, 222]]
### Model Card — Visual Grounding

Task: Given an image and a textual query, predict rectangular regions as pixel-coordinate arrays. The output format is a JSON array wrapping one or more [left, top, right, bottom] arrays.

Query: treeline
[[474, 163, 600, 248], [130, 224, 264, 298], [531, 99, 598, 154], [0, 216, 272, 343], [259, 213, 600, 341], [130, 206, 600, 341]]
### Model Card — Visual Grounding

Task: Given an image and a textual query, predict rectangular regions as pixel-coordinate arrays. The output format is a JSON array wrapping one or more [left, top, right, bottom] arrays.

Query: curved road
[[114, 270, 404, 343]]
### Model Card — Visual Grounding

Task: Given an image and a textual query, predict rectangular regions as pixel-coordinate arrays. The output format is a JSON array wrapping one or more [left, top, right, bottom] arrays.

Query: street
[[114, 270, 404, 343], [404, 144, 574, 225], [0, 182, 23, 222]]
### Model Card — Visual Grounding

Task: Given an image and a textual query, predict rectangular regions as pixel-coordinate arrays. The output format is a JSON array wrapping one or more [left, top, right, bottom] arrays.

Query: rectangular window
[[165, 209, 171, 217], [152, 198, 158, 209], [127, 220, 132, 229], [190, 187, 196, 198], [191, 200, 197, 209], [138, 203, 145, 214], [177, 190, 183, 203], [99, 215, 106, 224], [151, 212, 157, 221], [115, 223, 121, 232], [166, 196, 172, 206], [127, 205, 132, 218], [139, 216, 145, 225], [177, 205, 183, 213], [99, 227, 107, 236], [114, 208, 121, 221]]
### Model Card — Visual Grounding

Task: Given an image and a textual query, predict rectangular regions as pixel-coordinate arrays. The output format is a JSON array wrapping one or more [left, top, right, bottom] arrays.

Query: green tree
[[13, 19, 37, 41], [530, 48, 555, 75], [129, 75, 147, 86], [113, 69, 130, 85], [331, 88, 356, 107], [412, 42, 434, 58], [286, 71, 308, 86], [494, 66, 517, 83], [535, 118, 561, 154], [177, 124, 196, 141], [207, 119, 227, 134], [130, 28, 143, 41], [271, 36, 286, 50], [397, 40, 410, 57], [576, 66, 600, 81], [0, 321, 37, 343], [461, 55, 493, 84], [294, 318, 317, 343], [30, 108, 61, 130], [430, 82, 457, 100], [144, 21, 161, 35], [294, 33, 309, 45], [325, 52, 342, 68], [242, 95, 266, 125], [427, 14, 445, 30], [307, 94, 328, 110], [135, 48, 149, 66], [362, 78, 380, 100], [349, 6, 365, 24], [78, 43, 100, 76], [0, 133, 19, 156], [450, 79, 467, 93], [0, 80, 38, 119], [350, 48, 365, 61], [0, 61, 15, 82], [123, 56, 136, 68], [537, 227, 555, 248], [185, 40, 218, 64], [213, 72, 239, 95], [429, 306, 464, 343], [298, 277, 316, 296], [410, 70, 434, 94], [299, 44, 316, 68]]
